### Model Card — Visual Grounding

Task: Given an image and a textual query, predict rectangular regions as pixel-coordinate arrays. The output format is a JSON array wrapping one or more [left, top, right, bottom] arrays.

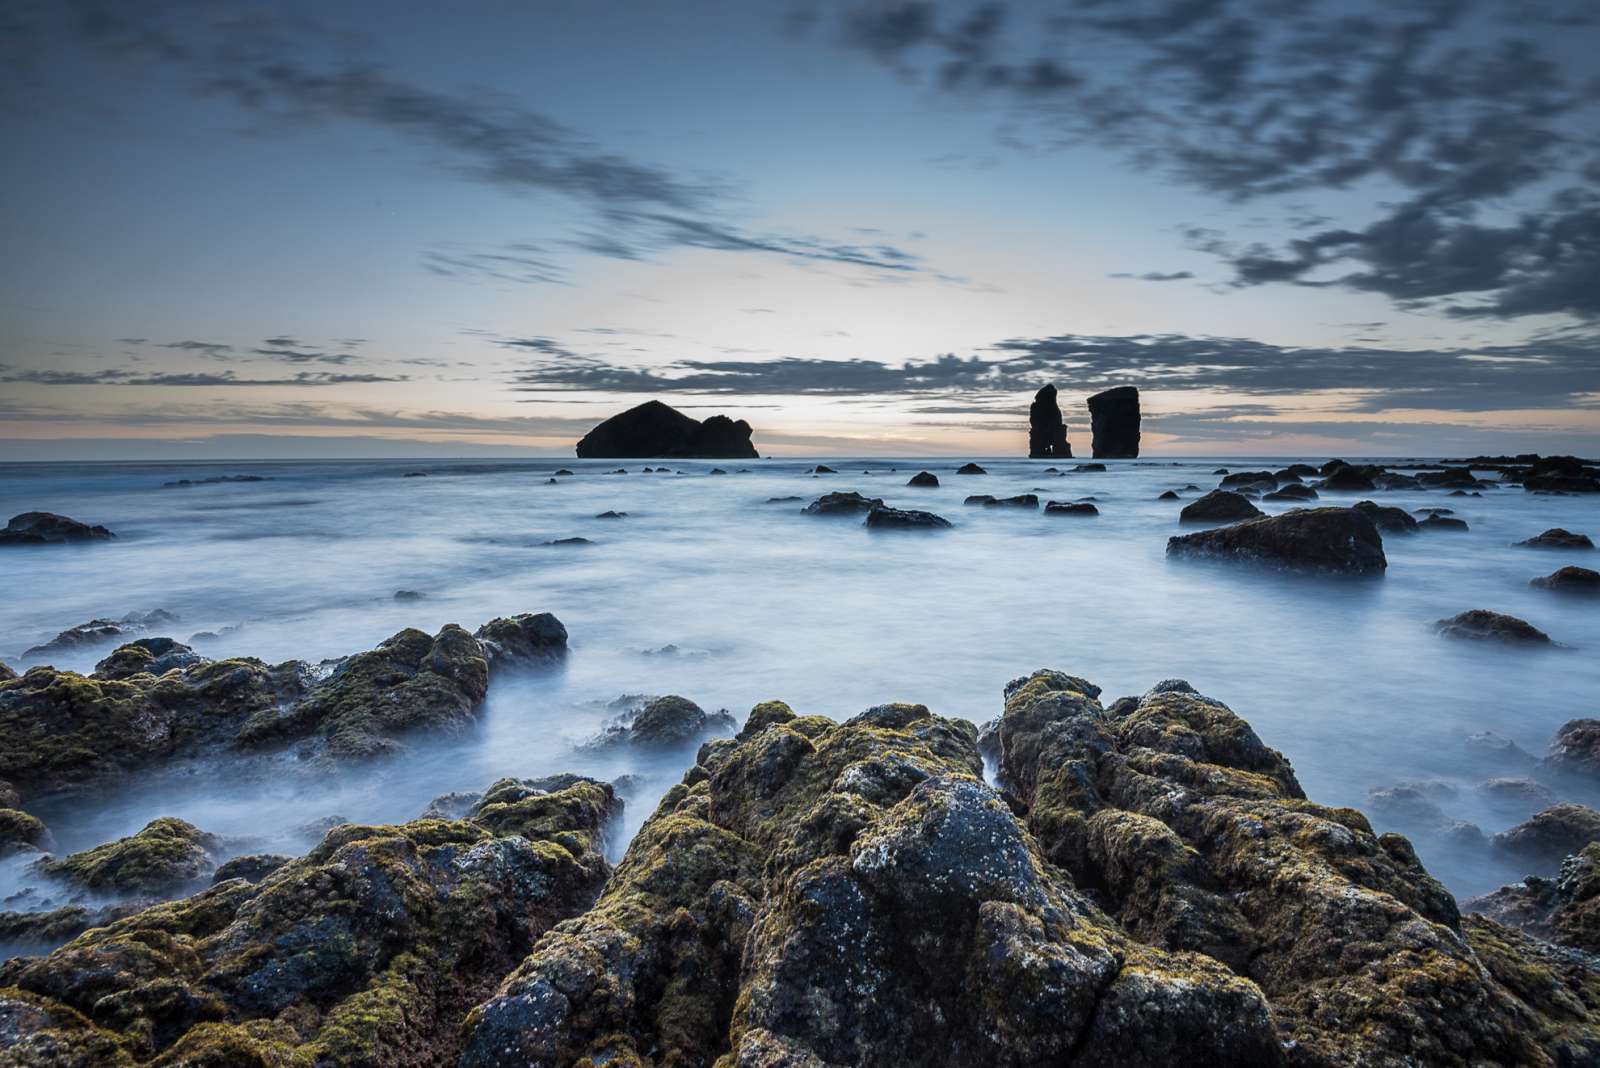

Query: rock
[[1073, 462, 1107, 472], [574, 399, 758, 459], [1531, 566, 1600, 593], [20, 610, 179, 662], [812, 465, 836, 474], [1087, 385, 1140, 458], [1419, 513, 1470, 531], [1177, 490, 1264, 524], [766, 495, 803, 503], [1547, 719, 1600, 779], [211, 853, 291, 885], [32, 817, 223, 897], [1434, 610, 1551, 644], [1476, 777, 1556, 818], [1464, 730, 1539, 771], [1315, 465, 1378, 492], [1352, 499, 1419, 533], [393, 588, 425, 601], [0, 613, 567, 802], [462, 671, 1600, 1065], [1028, 384, 1072, 458], [1158, 489, 1180, 500], [1493, 803, 1600, 869], [982, 494, 1038, 508], [543, 536, 591, 545], [1263, 484, 1318, 501], [294, 813, 350, 842], [1045, 501, 1098, 516], [92, 637, 205, 680], [594, 510, 627, 519], [1465, 843, 1600, 952], [590, 695, 738, 749], [0, 808, 51, 858], [1, 777, 616, 1063], [803, 490, 883, 516], [1517, 528, 1595, 550], [0, 512, 114, 545], [164, 474, 271, 487], [956, 462, 986, 474], [964, 494, 997, 505], [907, 470, 939, 487], [554, 468, 574, 476], [1416, 507, 1454, 515], [709, 467, 727, 475], [1219, 470, 1278, 489], [864, 504, 953, 529], [1168, 507, 1387, 574]]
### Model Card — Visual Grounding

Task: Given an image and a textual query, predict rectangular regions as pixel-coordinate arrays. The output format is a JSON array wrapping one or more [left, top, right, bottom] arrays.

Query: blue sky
[[3, 0, 1598, 457]]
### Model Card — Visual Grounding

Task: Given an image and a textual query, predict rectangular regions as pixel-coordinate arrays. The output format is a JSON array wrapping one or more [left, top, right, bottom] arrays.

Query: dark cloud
[[2, 367, 407, 387], [507, 329, 1600, 411], [115, 337, 148, 344], [1109, 270, 1195, 282], [810, 0, 1600, 318], [159, 339, 232, 356], [249, 347, 357, 364], [424, 246, 568, 286]]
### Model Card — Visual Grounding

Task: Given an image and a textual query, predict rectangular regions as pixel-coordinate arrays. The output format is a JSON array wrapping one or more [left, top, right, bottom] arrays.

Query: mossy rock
[[32, 817, 222, 897], [0, 808, 51, 858], [1, 777, 616, 1065]]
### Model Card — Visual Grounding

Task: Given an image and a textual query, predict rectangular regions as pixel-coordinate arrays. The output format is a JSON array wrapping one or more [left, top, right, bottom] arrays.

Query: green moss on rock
[[33, 817, 221, 897]]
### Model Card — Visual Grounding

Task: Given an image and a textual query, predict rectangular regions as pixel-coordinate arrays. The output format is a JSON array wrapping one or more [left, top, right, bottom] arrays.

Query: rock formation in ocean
[[9, 672, 1600, 1064], [1087, 385, 1140, 458], [1169, 506, 1387, 574], [0, 512, 114, 545], [1028, 384, 1071, 459], [575, 400, 758, 459]]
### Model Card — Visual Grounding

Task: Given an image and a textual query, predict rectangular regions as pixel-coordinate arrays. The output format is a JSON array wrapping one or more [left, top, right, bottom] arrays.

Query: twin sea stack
[[575, 400, 758, 460], [1029, 385, 1142, 459]]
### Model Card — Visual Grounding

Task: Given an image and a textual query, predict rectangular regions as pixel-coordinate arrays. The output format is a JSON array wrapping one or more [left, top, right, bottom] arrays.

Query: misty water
[[3, 456, 1598, 933]]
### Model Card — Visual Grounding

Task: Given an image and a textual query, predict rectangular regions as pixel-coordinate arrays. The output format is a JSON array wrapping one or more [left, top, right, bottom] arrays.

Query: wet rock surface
[[0, 776, 617, 1066], [589, 694, 738, 749], [1435, 609, 1552, 644], [31, 817, 223, 898], [19, 610, 179, 663], [1518, 528, 1595, 550], [1168, 507, 1387, 574], [802, 490, 882, 516], [864, 504, 953, 529], [575, 400, 758, 459], [0, 513, 114, 546], [1178, 489, 1263, 524], [1531, 566, 1600, 593]]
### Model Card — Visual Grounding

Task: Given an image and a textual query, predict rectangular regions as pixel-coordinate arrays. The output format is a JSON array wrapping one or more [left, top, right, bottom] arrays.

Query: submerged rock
[[1517, 528, 1595, 550], [982, 493, 1039, 508], [589, 694, 738, 749], [92, 637, 205, 680], [864, 504, 952, 529], [1434, 610, 1552, 644], [1028, 383, 1072, 459], [0, 512, 114, 545], [0, 777, 617, 1064], [1087, 385, 1140, 458], [20, 609, 179, 662], [1045, 500, 1098, 516], [1168, 507, 1387, 574], [1466, 843, 1600, 953], [1531, 566, 1600, 593], [1316, 465, 1378, 492], [1263, 484, 1317, 502], [1178, 489, 1263, 524], [0, 808, 51, 858], [1419, 513, 1470, 531], [956, 462, 986, 475], [1492, 803, 1600, 870], [907, 470, 939, 487], [802, 490, 883, 516], [1158, 489, 1180, 500], [1353, 499, 1419, 533], [574, 399, 758, 459], [31, 816, 222, 897], [1547, 719, 1600, 779]]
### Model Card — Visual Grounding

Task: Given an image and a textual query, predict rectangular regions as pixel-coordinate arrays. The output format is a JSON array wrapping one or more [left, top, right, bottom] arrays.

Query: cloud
[[115, 337, 148, 344], [2, 367, 408, 387], [34, 2, 935, 284], [1109, 270, 1195, 282], [249, 347, 357, 364], [159, 339, 233, 356], [506, 329, 1600, 411], [809, 0, 1600, 319]]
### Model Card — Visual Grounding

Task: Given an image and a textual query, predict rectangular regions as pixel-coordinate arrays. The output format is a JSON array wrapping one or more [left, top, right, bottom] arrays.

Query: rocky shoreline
[[7, 657, 1600, 1064]]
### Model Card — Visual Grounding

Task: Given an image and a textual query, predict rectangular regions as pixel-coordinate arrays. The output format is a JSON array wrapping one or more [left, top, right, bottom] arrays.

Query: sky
[[2, 0, 1599, 459]]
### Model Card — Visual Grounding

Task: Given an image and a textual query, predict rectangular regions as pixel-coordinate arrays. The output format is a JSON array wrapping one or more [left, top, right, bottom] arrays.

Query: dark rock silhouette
[[1517, 528, 1594, 550], [575, 400, 757, 459], [1, 512, 114, 545], [1435, 610, 1552, 644], [907, 471, 939, 487], [864, 504, 952, 529], [1087, 385, 1140, 458], [1531, 566, 1600, 594], [1028, 384, 1071, 458], [1179, 490, 1263, 524], [1045, 501, 1098, 515], [1169, 507, 1387, 574]]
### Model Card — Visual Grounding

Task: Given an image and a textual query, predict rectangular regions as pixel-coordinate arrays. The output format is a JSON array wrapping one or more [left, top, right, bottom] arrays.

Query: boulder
[[1027, 384, 1071, 459], [1045, 501, 1099, 516], [1547, 719, 1600, 779], [956, 462, 987, 475], [982, 494, 1038, 508], [1158, 489, 1180, 500], [1177, 490, 1265, 524], [0, 512, 114, 545], [574, 400, 757, 459], [0, 777, 617, 1063], [907, 470, 939, 487], [0, 807, 51, 858], [1466, 843, 1600, 952], [1434, 610, 1551, 644], [1168, 507, 1387, 574], [589, 695, 738, 749], [812, 465, 836, 474], [1353, 499, 1419, 533], [1073, 462, 1107, 472], [802, 491, 883, 516], [1219, 471, 1278, 489], [864, 504, 952, 529], [1492, 803, 1600, 869], [91, 637, 205, 680], [1517, 528, 1595, 550], [964, 494, 997, 505], [1315, 465, 1378, 492], [31, 816, 223, 898], [1419, 513, 1470, 531], [1532, 566, 1600, 593], [210, 853, 291, 885], [1087, 385, 1140, 458], [1263, 484, 1317, 501]]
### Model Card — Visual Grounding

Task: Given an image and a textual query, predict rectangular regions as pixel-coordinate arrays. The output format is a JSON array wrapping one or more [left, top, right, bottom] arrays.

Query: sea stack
[[1088, 385, 1140, 458], [575, 400, 758, 459], [1028, 385, 1071, 459]]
